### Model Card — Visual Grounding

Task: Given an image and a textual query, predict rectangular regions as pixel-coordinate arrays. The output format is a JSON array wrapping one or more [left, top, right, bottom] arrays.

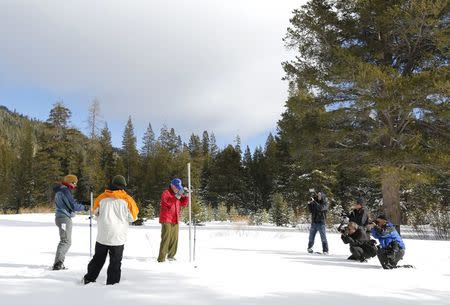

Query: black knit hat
[[376, 214, 388, 221], [356, 197, 364, 206], [112, 175, 127, 187]]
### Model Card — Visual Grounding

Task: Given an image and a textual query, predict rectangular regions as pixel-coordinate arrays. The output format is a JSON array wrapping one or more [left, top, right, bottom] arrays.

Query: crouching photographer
[[368, 215, 406, 269], [340, 222, 377, 262]]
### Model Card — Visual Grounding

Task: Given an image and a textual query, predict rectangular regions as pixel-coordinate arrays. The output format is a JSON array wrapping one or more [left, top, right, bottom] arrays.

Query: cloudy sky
[[0, 0, 304, 149]]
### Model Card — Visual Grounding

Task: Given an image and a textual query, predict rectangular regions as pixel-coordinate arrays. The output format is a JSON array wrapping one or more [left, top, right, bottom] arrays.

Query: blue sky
[[0, 0, 303, 151]]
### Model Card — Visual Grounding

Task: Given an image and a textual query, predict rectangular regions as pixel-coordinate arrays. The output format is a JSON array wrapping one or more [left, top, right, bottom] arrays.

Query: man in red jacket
[[157, 178, 189, 262]]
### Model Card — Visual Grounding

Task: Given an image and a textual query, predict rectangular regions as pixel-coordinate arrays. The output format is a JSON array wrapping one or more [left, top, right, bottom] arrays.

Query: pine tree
[[121, 116, 140, 188], [141, 123, 156, 157], [201, 131, 210, 156], [270, 193, 292, 227], [13, 123, 35, 212], [281, 0, 450, 230], [47, 101, 71, 139], [99, 123, 116, 187], [209, 133, 219, 157]]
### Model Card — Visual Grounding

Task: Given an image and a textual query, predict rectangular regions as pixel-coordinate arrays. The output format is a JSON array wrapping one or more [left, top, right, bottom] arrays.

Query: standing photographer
[[369, 215, 406, 269], [340, 222, 377, 262], [307, 190, 329, 254]]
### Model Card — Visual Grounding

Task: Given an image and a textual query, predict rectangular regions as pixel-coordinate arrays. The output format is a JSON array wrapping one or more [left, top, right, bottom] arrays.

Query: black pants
[[350, 246, 365, 260], [377, 247, 405, 269], [84, 242, 124, 285]]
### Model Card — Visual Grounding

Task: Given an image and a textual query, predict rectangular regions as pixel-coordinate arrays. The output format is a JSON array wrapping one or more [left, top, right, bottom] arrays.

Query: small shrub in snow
[[270, 193, 292, 227]]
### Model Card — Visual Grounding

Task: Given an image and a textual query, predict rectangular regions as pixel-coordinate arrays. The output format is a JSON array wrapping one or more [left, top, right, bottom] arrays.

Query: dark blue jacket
[[371, 222, 405, 250], [54, 185, 85, 218]]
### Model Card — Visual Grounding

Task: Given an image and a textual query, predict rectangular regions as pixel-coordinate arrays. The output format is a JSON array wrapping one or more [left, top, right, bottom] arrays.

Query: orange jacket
[[93, 189, 139, 246]]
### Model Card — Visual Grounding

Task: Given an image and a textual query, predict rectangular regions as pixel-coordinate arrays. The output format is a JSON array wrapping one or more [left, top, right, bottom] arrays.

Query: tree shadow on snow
[[212, 247, 381, 270]]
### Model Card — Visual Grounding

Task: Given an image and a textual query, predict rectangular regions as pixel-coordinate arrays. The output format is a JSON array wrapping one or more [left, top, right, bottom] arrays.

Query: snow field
[[0, 214, 449, 305]]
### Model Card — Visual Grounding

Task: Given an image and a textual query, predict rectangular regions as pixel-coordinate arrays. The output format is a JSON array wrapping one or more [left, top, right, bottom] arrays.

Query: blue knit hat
[[170, 178, 183, 190]]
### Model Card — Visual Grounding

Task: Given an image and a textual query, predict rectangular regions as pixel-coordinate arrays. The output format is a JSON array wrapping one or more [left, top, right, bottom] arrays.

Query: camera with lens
[[337, 212, 350, 234], [308, 188, 319, 203]]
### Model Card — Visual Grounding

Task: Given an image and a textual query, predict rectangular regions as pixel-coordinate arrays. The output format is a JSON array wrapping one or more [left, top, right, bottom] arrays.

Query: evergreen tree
[[141, 123, 156, 157], [201, 131, 210, 156], [207, 145, 244, 209], [209, 133, 219, 157], [270, 193, 292, 226], [13, 123, 35, 212], [121, 116, 140, 189], [47, 101, 71, 139], [282, 0, 450, 230], [99, 123, 116, 187]]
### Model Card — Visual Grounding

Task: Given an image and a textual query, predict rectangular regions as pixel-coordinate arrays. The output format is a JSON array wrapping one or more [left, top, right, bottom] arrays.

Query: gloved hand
[[183, 187, 192, 194], [369, 239, 377, 245], [84, 205, 90, 211]]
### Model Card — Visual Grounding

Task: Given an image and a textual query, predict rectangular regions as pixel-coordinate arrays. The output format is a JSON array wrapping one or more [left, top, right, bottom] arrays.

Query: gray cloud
[[0, 0, 303, 140]]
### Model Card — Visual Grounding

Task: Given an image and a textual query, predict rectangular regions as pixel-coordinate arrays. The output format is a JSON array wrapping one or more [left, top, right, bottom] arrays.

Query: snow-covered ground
[[1, 213, 449, 305]]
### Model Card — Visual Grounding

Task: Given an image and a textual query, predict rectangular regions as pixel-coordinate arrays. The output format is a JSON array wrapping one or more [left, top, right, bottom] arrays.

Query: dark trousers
[[308, 223, 329, 252], [377, 247, 405, 269], [350, 246, 365, 260], [84, 242, 124, 285]]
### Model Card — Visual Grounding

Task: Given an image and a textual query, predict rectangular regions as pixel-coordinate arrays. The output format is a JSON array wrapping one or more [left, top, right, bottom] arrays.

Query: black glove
[[84, 205, 90, 211], [369, 239, 377, 246]]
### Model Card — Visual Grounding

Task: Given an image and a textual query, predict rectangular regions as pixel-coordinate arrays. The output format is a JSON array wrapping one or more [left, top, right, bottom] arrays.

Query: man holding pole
[[157, 178, 189, 262]]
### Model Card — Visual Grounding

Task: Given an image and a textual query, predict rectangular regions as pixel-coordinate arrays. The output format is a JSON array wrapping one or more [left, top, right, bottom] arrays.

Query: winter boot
[[307, 248, 313, 254], [82, 275, 95, 285], [52, 261, 66, 270], [347, 255, 357, 260]]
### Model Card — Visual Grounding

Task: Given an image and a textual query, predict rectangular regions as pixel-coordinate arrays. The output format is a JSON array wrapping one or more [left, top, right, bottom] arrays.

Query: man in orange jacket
[[157, 178, 189, 262], [83, 175, 139, 285]]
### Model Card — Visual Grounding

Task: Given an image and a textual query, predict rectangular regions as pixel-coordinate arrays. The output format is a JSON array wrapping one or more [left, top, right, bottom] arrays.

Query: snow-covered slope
[[0, 213, 449, 305]]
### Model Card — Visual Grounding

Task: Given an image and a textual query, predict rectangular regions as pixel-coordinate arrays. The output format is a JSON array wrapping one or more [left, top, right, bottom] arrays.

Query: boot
[[52, 261, 66, 270]]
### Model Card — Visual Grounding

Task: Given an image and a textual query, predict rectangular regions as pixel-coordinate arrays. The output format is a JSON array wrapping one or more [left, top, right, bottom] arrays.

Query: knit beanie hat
[[356, 197, 364, 206], [112, 175, 127, 187], [63, 174, 78, 184], [377, 214, 388, 221]]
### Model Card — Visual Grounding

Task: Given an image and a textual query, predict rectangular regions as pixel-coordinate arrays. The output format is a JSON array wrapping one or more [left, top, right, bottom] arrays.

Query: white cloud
[[0, 0, 304, 140]]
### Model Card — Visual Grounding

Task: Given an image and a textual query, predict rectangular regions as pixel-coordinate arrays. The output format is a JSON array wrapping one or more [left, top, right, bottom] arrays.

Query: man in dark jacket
[[307, 190, 329, 254], [53, 174, 89, 270], [369, 214, 406, 269], [348, 197, 369, 228], [341, 222, 377, 262]]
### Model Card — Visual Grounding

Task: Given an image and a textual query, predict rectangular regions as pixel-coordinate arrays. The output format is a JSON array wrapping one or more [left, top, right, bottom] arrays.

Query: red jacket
[[159, 188, 189, 224]]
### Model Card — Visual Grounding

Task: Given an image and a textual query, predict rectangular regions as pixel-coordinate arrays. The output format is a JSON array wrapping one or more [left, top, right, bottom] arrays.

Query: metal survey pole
[[90, 192, 93, 258], [188, 163, 192, 262]]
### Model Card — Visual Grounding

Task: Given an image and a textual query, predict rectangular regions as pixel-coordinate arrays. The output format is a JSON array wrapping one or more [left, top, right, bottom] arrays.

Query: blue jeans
[[308, 223, 329, 252]]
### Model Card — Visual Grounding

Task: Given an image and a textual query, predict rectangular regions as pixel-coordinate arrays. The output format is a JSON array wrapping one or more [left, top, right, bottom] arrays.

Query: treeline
[[1, 1, 449, 238], [0, 103, 280, 219]]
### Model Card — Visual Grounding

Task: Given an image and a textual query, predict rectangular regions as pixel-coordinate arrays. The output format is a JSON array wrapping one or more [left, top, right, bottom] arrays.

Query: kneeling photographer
[[340, 222, 377, 262]]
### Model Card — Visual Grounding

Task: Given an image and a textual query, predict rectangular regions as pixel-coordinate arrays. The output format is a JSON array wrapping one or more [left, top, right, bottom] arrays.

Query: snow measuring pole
[[188, 163, 192, 262], [90, 192, 93, 258]]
